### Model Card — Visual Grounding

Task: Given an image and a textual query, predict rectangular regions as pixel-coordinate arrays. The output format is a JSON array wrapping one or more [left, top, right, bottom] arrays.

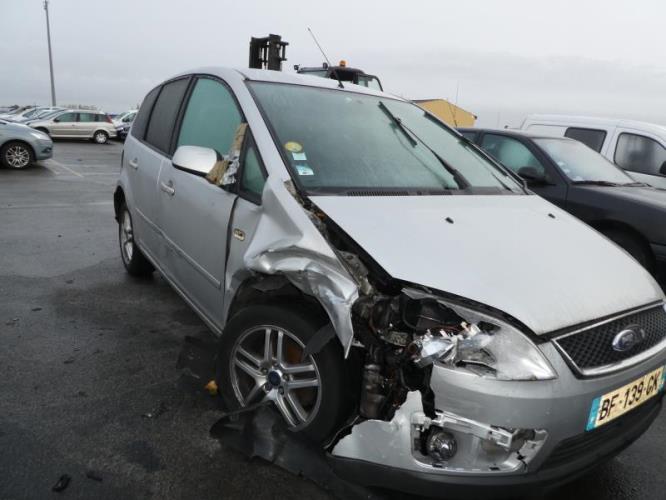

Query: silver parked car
[[114, 68, 666, 496], [30, 110, 117, 144], [0, 119, 53, 169]]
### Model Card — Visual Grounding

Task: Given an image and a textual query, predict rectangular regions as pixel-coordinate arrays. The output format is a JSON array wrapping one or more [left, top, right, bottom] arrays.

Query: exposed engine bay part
[[333, 392, 548, 474]]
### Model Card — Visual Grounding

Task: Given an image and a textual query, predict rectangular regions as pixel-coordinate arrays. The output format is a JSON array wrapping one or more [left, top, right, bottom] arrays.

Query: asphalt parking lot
[[1, 141, 665, 500]]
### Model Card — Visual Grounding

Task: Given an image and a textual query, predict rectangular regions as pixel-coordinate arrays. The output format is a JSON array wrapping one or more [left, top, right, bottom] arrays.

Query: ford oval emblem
[[612, 326, 645, 352]]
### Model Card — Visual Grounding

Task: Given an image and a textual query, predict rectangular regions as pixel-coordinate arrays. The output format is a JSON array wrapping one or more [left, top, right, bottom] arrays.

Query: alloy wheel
[[229, 325, 322, 429], [120, 210, 134, 263], [5, 145, 30, 168]]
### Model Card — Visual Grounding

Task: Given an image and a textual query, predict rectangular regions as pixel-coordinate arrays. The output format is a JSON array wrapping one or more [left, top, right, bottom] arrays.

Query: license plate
[[586, 366, 666, 431]]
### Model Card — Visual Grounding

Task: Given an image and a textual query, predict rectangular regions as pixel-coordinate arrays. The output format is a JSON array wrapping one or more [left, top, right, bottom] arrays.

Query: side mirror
[[660, 161, 666, 176], [172, 145, 219, 177], [518, 166, 550, 185], [53, 117, 60, 123]]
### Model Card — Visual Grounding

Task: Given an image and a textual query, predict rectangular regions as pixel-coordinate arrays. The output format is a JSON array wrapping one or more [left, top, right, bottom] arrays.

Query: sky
[[1, 0, 665, 127]]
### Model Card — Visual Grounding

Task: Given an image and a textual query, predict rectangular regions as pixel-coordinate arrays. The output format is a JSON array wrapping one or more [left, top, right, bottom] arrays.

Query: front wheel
[[217, 304, 351, 443], [93, 130, 109, 144], [1, 141, 34, 169], [118, 203, 154, 276]]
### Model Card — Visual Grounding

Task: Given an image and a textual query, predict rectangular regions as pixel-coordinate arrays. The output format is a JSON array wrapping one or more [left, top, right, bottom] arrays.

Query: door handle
[[128, 158, 139, 169], [160, 180, 175, 196]]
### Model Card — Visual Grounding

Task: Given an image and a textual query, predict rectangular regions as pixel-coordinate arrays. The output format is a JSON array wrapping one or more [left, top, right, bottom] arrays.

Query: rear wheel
[[118, 203, 154, 276], [602, 229, 653, 273], [93, 130, 109, 144], [217, 304, 350, 443], [1, 141, 34, 169]]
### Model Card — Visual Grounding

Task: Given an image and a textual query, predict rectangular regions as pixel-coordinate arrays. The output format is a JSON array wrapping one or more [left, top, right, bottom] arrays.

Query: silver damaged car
[[114, 67, 666, 496]]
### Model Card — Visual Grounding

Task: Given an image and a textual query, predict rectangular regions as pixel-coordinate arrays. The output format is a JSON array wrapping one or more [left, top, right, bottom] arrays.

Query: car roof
[[524, 114, 666, 136], [169, 66, 392, 99], [458, 127, 577, 142]]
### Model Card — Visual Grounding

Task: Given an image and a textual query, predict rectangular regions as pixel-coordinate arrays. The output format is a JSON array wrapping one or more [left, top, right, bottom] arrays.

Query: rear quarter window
[[144, 78, 190, 154], [131, 86, 161, 140]]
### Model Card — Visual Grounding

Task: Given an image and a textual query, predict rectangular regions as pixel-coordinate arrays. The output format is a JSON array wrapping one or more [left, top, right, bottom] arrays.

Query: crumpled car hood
[[313, 194, 664, 335]]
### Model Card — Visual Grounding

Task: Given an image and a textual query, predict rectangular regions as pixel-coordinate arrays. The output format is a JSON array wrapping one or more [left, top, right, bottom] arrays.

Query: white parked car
[[521, 115, 666, 189]]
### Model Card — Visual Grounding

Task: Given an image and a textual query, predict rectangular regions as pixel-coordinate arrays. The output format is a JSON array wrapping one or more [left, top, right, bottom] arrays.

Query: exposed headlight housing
[[402, 289, 557, 381]]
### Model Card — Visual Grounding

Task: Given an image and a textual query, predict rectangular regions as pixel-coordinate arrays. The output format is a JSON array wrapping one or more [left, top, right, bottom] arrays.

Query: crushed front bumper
[[330, 342, 666, 496]]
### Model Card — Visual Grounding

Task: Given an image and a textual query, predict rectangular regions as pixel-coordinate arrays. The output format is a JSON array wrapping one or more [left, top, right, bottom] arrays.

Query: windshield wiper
[[378, 101, 417, 146], [621, 181, 651, 187], [378, 102, 470, 189], [572, 180, 619, 187]]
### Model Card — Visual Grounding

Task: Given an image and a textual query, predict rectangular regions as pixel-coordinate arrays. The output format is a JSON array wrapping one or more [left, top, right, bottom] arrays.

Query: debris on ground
[[142, 401, 168, 419], [204, 379, 218, 396], [31, 307, 42, 312], [5, 318, 19, 326], [85, 470, 103, 482], [63, 357, 75, 365], [52, 474, 71, 492]]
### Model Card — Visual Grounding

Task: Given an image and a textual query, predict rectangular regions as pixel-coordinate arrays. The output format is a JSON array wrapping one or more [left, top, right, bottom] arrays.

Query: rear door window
[[132, 87, 160, 140], [480, 134, 546, 176], [564, 127, 607, 152], [145, 77, 190, 154], [614, 133, 666, 176], [176, 77, 243, 157], [78, 113, 96, 122]]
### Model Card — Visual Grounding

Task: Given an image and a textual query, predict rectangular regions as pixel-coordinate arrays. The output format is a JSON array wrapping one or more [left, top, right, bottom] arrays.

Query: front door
[[156, 76, 244, 328], [50, 112, 78, 137]]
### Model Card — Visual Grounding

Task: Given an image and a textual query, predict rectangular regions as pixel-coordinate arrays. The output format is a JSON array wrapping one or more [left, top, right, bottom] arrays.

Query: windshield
[[535, 138, 635, 184], [250, 83, 522, 195]]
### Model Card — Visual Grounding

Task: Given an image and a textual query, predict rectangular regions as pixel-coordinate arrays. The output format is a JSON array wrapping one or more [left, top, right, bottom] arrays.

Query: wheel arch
[[113, 186, 126, 222], [590, 219, 655, 266], [225, 273, 333, 340]]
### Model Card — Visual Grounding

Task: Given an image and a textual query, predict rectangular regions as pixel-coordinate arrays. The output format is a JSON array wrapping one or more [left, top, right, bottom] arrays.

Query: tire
[[602, 229, 653, 273], [1, 141, 34, 169], [93, 130, 109, 144], [118, 202, 154, 276], [217, 303, 351, 443]]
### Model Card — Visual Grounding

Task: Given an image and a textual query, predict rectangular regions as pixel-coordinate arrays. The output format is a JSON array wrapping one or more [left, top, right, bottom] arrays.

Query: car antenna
[[307, 27, 344, 89]]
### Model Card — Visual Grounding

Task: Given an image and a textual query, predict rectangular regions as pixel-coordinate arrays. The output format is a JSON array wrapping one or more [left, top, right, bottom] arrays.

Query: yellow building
[[413, 99, 476, 127]]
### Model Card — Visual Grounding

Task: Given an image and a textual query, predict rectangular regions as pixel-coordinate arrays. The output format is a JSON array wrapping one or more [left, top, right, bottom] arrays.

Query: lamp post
[[44, 0, 56, 106]]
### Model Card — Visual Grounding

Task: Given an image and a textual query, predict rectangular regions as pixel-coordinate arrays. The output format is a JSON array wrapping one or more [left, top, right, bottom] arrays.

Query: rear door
[[156, 75, 244, 328], [124, 78, 190, 258], [76, 112, 97, 137]]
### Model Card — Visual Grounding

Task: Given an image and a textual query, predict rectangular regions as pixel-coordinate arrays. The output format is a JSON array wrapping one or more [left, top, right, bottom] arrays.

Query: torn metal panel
[[226, 175, 361, 355]]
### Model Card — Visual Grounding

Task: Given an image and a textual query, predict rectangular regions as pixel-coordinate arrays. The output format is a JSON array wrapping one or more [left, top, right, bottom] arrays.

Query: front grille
[[541, 396, 662, 470], [554, 305, 666, 374]]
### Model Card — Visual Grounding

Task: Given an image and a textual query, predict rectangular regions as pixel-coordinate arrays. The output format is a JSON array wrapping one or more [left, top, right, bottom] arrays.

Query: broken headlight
[[402, 291, 556, 381]]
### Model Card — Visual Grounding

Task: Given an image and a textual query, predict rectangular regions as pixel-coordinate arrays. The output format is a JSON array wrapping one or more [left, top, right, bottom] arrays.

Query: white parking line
[[1, 201, 114, 210], [51, 160, 84, 178]]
